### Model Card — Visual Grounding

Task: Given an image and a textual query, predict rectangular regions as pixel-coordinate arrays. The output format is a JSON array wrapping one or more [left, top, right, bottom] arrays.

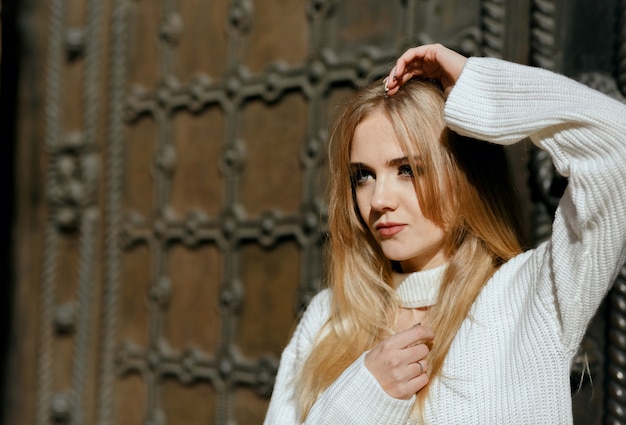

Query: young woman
[[264, 44, 626, 424]]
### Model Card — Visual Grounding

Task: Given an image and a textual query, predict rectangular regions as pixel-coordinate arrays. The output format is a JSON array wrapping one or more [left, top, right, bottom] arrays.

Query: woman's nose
[[370, 178, 398, 211]]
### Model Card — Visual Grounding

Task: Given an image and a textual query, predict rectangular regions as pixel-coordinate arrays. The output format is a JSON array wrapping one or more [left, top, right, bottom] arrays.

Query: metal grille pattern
[[103, 2, 483, 423], [33, 1, 488, 423], [27, 0, 625, 424]]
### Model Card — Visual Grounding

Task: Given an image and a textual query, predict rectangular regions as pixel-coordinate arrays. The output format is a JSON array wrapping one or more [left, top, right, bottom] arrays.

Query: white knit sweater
[[264, 57, 626, 424]]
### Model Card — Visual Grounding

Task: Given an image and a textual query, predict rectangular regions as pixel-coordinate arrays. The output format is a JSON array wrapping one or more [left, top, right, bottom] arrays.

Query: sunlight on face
[[350, 111, 448, 272]]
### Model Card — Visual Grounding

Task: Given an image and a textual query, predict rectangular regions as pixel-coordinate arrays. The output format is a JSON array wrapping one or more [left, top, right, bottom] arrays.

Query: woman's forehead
[[350, 113, 404, 161]]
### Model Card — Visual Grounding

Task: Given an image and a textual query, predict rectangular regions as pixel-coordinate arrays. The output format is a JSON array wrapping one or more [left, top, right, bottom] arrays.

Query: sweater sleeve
[[264, 290, 415, 424], [264, 289, 331, 424], [444, 57, 626, 352], [303, 353, 414, 424]]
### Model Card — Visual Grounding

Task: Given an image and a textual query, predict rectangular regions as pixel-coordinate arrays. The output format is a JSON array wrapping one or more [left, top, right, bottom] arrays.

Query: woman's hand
[[385, 43, 467, 98], [364, 324, 434, 400]]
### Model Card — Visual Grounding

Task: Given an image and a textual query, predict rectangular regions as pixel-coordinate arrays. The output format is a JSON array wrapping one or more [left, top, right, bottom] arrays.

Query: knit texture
[[264, 57, 626, 424], [394, 264, 445, 308]]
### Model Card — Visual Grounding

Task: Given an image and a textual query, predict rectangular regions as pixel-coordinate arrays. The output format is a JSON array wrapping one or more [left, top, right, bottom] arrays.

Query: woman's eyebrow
[[386, 156, 409, 166], [386, 155, 421, 166], [349, 156, 420, 168]]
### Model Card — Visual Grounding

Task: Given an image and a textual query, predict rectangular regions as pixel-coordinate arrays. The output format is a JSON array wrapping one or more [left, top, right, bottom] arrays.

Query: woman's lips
[[376, 223, 406, 237]]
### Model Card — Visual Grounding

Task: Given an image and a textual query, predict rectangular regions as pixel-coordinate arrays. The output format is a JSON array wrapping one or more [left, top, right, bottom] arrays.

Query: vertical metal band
[[97, 1, 129, 424], [481, 0, 505, 58], [37, 0, 66, 423]]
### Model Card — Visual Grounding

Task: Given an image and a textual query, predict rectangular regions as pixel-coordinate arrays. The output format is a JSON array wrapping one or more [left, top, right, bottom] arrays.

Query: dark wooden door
[[2, 1, 625, 424]]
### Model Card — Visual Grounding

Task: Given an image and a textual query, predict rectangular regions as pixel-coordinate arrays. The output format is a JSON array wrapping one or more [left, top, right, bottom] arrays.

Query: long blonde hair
[[296, 78, 527, 419]]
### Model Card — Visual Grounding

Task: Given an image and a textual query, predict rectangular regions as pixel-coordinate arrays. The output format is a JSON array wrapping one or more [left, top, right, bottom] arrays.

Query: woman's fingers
[[407, 367, 430, 394], [391, 323, 435, 349], [415, 358, 429, 375], [364, 325, 433, 399], [385, 43, 467, 97]]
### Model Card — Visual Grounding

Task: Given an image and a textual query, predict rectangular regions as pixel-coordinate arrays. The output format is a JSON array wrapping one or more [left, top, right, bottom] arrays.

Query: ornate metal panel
[[3, 0, 625, 424]]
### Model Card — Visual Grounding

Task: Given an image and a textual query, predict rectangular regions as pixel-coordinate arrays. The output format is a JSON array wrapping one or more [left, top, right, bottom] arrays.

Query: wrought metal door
[[2, 0, 625, 424]]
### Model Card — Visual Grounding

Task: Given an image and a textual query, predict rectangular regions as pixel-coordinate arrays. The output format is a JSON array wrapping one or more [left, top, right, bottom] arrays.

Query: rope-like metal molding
[[69, 0, 104, 422], [71, 210, 99, 425], [96, 0, 129, 424], [37, 0, 65, 423], [37, 225, 60, 425], [481, 0, 505, 59], [530, 0, 557, 71], [528, 0, 557, 244], [618, 0, 626, 95]]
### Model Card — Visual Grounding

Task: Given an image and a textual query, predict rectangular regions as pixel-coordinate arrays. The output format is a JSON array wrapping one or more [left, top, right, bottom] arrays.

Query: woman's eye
[[399, 165, 414, 177], [351, 168, 373, 185]]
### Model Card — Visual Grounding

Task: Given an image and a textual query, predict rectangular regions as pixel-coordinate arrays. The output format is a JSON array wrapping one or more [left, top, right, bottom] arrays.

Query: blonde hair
[[296, 78, 527, 420]]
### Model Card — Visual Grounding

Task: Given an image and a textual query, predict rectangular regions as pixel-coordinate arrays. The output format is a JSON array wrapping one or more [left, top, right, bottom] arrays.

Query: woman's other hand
[[364, 324, 434, 400], [385, 43, 467, 98]]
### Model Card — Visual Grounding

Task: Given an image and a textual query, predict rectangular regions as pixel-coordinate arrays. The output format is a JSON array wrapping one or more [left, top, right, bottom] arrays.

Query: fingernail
[[392, 69, 397, 81], [383, 76, 389, 92]]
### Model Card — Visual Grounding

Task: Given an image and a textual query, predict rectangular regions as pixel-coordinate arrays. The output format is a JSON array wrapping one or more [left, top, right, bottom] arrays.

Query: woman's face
[[350, 111, 448, 272]]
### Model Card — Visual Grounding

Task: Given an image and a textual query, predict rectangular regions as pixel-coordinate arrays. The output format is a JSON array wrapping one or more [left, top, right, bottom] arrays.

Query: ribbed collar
[[393, 264, 446, 308]]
